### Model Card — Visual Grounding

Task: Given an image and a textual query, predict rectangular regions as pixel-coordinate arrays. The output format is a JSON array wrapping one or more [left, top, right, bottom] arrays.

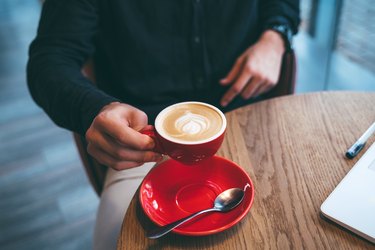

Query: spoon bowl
[[147, 187, 245, 239], [214, 188, 245, 211]]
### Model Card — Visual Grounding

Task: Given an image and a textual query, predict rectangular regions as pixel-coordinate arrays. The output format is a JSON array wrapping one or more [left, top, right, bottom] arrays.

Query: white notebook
[[321, 142, 375, 243]]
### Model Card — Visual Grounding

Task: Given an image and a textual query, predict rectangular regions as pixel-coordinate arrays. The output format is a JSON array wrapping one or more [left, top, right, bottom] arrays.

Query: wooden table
[[118, 92, 375, 249]]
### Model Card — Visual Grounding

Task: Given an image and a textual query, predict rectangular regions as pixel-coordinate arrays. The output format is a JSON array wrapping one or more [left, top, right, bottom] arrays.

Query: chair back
[[74, 60, 107, 196]]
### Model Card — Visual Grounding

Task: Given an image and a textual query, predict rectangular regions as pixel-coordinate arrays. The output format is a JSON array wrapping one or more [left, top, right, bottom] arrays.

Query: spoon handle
[[147, 207, 220, 239]]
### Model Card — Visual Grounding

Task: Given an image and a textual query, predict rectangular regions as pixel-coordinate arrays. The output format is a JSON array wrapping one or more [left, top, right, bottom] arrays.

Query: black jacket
[[27, 0, 300, 135]]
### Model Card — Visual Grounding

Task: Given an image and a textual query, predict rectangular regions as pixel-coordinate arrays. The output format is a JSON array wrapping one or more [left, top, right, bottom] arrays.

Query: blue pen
[[345, 121, 375, 159]]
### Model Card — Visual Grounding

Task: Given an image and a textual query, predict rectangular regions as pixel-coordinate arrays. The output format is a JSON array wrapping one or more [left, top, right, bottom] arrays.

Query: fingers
[[220, 35, 284, 106], [85, 102, 163, 171], [102, 121, 154, 150], [220, 62, 252, 107], [220, 56, 246, 85], [240, 78, 264, 99], [94, 108, 154, 151], [87, 130, 162, 163], [86, 129, 162, 171], [87, 145, 153, 171], [221, 75, 276, 106], [253, 81, 274, 97]]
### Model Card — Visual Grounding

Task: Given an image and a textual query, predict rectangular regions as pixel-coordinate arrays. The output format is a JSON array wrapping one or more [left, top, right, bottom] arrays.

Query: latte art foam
[[174, 112, 210, 136], [157, 103, 223, 142]]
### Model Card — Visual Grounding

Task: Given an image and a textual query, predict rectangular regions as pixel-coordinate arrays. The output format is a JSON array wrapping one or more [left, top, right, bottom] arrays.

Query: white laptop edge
[[320, 141, 375, 244], [320, 206, 375, 244]]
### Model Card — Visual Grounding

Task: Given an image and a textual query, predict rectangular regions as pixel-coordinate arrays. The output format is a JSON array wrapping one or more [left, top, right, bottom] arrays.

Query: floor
[[0, 1, 98, 249]]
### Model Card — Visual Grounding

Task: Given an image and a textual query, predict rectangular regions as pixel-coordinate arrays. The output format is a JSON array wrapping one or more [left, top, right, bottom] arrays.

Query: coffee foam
[[156, 102, 225, 143], [174, 112, 209, 136]]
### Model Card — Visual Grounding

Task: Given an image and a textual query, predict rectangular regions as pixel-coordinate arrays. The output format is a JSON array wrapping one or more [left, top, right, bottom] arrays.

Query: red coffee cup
[[141, 102, 227, 165]]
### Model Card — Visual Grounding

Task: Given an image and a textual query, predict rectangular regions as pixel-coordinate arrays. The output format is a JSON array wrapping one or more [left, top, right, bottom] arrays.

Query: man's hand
[[220, 30, 285, 107], [85, 102, 162, 171]]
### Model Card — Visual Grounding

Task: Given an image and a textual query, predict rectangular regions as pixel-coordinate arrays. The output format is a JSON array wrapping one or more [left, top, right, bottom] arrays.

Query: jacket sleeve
[[27, 0, 118, 136], [259, 0, 300, 34]]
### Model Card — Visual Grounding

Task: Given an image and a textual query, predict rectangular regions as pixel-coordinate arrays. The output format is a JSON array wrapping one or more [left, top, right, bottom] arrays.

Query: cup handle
[[140, 126, 164, 154]]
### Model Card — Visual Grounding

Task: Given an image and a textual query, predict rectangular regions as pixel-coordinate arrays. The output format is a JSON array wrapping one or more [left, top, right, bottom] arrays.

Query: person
[[27, 0, 300, 249]]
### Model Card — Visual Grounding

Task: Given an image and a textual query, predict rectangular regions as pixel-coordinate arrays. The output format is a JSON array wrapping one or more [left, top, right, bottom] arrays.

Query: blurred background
[[0, 0, 374, 249]]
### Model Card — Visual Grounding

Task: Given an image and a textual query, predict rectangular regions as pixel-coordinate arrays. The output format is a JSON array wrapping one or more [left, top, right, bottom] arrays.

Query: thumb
[[126, 107, 149, 131]]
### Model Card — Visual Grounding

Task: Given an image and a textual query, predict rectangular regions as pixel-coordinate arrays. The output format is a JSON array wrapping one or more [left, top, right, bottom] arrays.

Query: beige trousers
[[93, 162, 155, 250]]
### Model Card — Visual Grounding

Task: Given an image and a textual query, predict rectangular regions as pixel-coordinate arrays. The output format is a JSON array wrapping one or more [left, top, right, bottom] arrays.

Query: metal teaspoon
[[147, 187, 245, 239]]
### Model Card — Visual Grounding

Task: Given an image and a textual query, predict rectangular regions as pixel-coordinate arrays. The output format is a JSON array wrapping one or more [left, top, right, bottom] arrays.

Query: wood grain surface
[[118, 92, 375, 249]]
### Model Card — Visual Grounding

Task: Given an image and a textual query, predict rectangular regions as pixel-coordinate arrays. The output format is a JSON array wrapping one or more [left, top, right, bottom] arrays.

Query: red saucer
[[139, 156, 254, 236]]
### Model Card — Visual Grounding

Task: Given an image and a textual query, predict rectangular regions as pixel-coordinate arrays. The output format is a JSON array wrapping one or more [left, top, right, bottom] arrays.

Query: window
[[295, 0, 375, 93]]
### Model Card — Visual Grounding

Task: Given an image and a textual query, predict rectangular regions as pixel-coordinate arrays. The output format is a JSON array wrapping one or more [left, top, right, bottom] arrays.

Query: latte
[[156, 102, 225, 143]]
